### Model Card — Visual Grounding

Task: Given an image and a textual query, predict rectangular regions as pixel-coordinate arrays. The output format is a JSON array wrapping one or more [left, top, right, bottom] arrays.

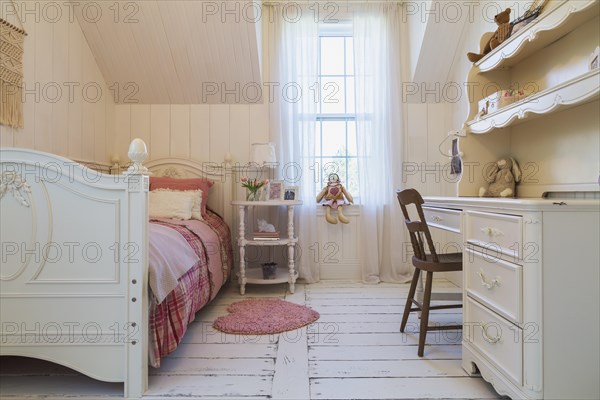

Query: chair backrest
[[397, 189, 439, 263]]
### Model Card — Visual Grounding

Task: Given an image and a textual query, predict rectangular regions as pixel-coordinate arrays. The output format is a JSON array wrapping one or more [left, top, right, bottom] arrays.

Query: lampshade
[[250, 142, 277, 167]]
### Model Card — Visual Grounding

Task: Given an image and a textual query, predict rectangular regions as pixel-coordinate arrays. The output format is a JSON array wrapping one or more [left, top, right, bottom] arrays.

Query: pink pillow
[[150, 177, 214, 216]]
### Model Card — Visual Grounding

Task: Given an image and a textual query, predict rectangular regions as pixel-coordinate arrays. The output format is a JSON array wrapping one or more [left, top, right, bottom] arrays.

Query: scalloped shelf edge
[[467, 69, 600, 134], [476, 0, 599, 72]]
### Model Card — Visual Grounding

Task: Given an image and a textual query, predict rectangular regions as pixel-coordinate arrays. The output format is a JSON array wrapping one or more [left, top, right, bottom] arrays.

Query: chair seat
[[412, 253, 462, 272]]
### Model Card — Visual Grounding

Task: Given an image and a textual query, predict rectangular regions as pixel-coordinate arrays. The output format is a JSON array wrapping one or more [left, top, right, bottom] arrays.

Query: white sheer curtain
[[353, 4, 412, 283], [267, 6, 320, 283]]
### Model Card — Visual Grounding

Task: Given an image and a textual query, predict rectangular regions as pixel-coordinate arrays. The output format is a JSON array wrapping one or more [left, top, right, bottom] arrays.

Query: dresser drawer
[[465, 249, 522, 324], [465, 211, 522, 261], [422, 207, 461, 233], [465, 298, 523, 386]]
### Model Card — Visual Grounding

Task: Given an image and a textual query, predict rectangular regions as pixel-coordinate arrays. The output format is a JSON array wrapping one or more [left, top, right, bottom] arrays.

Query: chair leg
[[400, 268, 420, 333], [418, 271, 433, 357]]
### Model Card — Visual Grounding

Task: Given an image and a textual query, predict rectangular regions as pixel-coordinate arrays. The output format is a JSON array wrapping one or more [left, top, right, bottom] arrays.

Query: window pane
[[321, 158, 347, 188], [347, 121, 357, 156], [346, 77, 355, 114], [320, 37, 345, 75], [315, 33, 359, 201], [315, 121, 322, 156], [345, 37, 354, 75], [321, 121, 346, 156], [321, 77, 345, 114]]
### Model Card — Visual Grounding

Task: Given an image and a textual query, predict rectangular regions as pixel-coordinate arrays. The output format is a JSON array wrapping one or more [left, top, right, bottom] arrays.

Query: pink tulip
[[241, 177, 248, 182], [262, 179, 269, 185]]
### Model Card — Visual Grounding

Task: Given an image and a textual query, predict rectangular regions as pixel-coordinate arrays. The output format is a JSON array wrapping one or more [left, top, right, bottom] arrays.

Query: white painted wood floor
[[0, 280, 504, 399]]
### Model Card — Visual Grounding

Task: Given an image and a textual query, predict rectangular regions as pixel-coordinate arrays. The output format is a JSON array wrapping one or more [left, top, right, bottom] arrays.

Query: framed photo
[[267, 180, 284, 201], [284, 186, 299, 201]]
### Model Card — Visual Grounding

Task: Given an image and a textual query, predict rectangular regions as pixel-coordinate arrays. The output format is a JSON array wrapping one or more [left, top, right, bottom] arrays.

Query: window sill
[[315, 204, 361, 216]]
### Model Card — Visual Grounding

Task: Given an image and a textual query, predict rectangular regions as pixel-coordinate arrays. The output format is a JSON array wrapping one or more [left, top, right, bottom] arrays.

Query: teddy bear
[[317, 173, 354, 224], [479, 157, 522, 198], [467, 8, 512, 63]]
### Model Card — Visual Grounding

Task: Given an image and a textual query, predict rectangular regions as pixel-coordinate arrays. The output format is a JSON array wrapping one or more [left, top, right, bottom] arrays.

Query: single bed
[[0, 140, 234, 398]]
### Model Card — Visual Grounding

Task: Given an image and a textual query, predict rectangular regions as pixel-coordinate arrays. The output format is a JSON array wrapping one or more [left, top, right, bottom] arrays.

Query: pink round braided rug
[[213, 298, 320, 334]]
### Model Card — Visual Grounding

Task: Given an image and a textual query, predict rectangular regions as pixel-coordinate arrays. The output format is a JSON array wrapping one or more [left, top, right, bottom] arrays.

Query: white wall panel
[[150, 105, 171, 160], [0, 126, 14, 147], [209, 105, 230, 164], [190, 105, 210, 162], [81, 42, 96, 161], [130, 105, 151, 158], [114, 106, 131, 161], [405, 104, 428, 163], [33, 13, 52, 154], [67, 17, 83, 160], [170, 105, 191, 159], [112, 104, 271, 166], [249, 101, 270, 146], [0, 2, 114, 165], [52, 15, 69, 157], [229, 105, 251, 164]]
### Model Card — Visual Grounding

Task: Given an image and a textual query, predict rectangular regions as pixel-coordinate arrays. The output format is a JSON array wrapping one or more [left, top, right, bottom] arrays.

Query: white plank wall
[[112, 103, 269, 164], [0, 1, 114, 164]]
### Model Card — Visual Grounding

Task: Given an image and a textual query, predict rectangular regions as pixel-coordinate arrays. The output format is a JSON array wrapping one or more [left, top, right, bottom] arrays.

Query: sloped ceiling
[[411, 1, 468, 86], [74, 0, 262, 104]]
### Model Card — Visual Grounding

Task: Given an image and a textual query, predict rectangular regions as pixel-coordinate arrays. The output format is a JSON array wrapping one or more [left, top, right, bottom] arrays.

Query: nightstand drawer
[[465, 298, 522, 387], [465, 211, 522, 262], [422, 207, 461, 233], [465, 249, 522, 324]]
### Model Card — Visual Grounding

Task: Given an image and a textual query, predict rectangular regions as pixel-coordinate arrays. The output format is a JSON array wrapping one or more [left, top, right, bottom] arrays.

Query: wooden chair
[[397, 189, 462, 357]]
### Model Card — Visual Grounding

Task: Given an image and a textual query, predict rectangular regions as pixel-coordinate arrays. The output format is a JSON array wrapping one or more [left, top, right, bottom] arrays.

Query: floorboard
[[0, 280, 502, 399]]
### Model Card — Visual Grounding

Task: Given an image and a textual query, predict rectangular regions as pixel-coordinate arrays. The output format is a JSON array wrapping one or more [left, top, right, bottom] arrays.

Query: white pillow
[[149, 190, 195, 220], [150, 189, 203, 220]]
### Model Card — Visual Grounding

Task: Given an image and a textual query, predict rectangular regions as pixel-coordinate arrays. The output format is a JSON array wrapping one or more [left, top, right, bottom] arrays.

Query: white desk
[[423, 196, 599, 400]]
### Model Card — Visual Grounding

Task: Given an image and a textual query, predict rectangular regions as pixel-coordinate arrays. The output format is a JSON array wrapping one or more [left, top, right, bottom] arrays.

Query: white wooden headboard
[[144, 158, 234, 228]]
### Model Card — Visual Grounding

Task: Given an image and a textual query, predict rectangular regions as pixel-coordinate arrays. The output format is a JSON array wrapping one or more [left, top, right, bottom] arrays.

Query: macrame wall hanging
[[1, 5, 27, 129]]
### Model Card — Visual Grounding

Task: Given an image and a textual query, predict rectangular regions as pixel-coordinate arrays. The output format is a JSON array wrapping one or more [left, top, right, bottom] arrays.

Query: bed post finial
[[126, 138, 150, 175]]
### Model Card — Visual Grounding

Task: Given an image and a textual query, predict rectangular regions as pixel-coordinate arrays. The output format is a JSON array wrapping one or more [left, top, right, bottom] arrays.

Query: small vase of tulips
[[241, 177, 269, 201]]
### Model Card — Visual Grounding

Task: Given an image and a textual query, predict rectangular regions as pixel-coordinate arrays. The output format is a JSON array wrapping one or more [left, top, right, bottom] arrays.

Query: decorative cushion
[[152, 189, 203, 220], [150, 177, 214, 216], [149, 190, 195, 220]]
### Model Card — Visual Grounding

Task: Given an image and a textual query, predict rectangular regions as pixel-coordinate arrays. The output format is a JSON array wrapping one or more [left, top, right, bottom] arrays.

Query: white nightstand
[[231, 200, 303, 294]]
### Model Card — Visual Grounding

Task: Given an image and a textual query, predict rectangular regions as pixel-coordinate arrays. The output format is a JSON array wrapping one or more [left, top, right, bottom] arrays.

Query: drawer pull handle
[[430, 215, 444, 222], [477, 269, 501, 290], [482, 323, 502, 344], [481, 227, 504, 237]]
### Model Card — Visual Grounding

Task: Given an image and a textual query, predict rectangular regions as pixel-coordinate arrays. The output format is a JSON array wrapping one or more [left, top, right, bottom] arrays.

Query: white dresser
[[423, 196, 599, 399]]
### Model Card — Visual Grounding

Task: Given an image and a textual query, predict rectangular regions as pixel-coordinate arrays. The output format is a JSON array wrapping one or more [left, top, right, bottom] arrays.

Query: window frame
[[315, 23, 359, 199]]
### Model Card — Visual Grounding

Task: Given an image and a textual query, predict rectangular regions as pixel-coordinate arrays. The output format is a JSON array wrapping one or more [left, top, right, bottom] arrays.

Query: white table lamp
[[250, 142, 277, 168]]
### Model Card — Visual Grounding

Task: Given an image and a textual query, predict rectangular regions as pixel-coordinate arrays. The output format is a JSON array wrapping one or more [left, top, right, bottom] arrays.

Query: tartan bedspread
[[148, 209, 233, 367]]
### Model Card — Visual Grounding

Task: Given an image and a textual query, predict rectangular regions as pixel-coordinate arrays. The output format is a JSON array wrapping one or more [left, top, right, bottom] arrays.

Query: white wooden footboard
[[0, 142, 149, 398]]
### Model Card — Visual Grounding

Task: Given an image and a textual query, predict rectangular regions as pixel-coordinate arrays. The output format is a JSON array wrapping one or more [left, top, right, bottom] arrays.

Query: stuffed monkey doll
[[317, 173, 354, 224]]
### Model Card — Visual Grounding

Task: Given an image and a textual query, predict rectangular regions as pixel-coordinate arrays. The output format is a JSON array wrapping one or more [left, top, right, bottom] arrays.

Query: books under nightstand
[[252, 231, 280, 240]]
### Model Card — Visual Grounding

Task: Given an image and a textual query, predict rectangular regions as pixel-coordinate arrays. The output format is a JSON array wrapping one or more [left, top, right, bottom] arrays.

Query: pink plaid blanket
[[148, 210, 232, 367]]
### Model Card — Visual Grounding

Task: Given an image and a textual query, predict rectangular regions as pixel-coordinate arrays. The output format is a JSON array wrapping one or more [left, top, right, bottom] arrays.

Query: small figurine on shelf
[[317, 173, 354, 224], [467, 8, 512, 63], [257, 219, 276, 233]]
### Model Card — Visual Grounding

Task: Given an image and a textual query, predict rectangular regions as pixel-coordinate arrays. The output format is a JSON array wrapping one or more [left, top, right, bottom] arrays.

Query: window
[[315, 26, 359, 198]]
